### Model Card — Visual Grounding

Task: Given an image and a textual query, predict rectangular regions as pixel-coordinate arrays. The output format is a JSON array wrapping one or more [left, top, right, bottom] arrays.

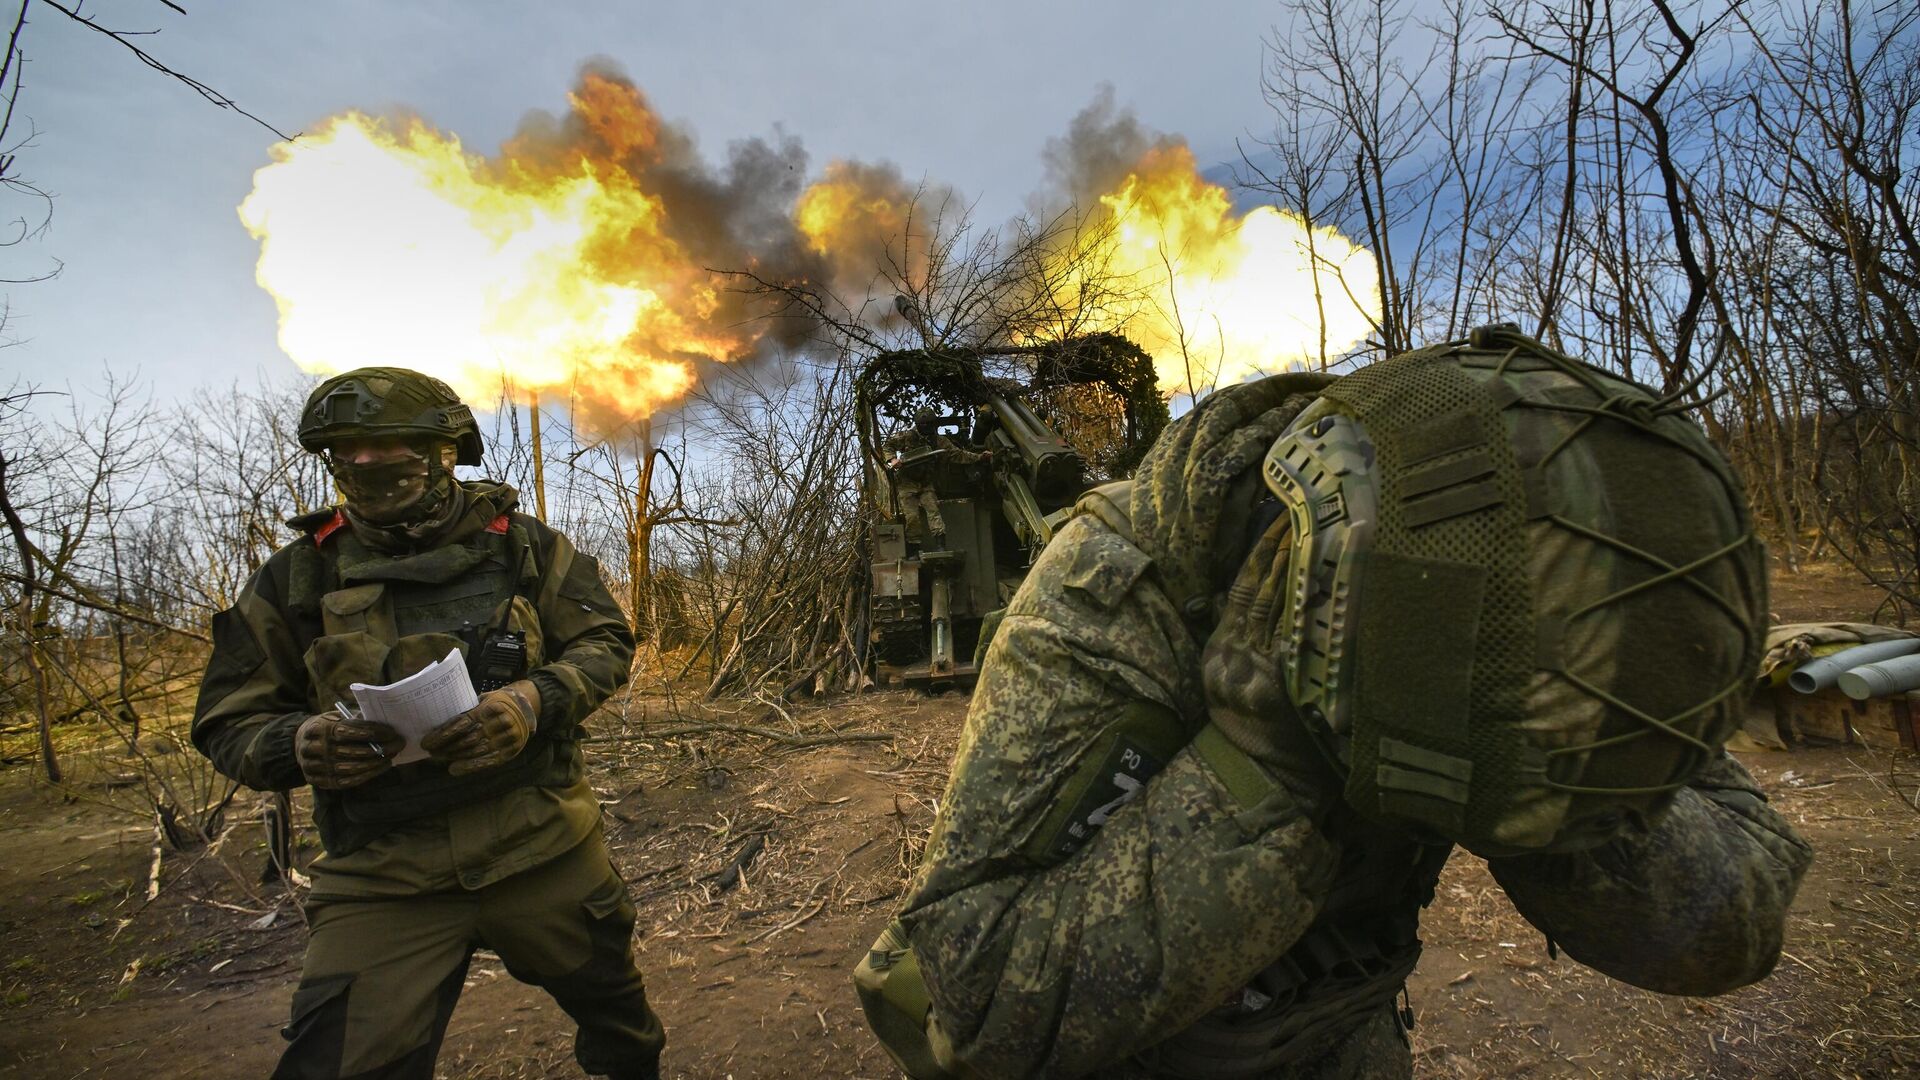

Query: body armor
[[286, 510, 572, 854]]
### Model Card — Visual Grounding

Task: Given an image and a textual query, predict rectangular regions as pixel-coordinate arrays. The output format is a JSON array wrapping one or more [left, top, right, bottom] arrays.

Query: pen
[[337, 700, 387, 759]]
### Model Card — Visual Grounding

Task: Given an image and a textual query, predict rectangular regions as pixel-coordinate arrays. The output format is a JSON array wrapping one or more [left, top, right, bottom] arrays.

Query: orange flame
[[239, 86, 751, 420], [243, 74, 1380, 421], [1085, 145, 1380, 391], [795, 143, 1381, 393], [792, 159, 943, 292]]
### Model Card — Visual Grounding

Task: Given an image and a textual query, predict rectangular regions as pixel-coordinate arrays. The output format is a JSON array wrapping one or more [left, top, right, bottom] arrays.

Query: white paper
[[349, 648, 479, 764]]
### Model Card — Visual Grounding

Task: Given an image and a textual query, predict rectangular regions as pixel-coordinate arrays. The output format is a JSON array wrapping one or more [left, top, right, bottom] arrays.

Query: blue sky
[[0, 1, 1293, 401]]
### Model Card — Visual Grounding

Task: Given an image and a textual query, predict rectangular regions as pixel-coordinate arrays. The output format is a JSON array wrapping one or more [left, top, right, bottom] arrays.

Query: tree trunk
[[628, 419, 656, 643], [528, 391, 548, 523], [0, 445, 59, 782]]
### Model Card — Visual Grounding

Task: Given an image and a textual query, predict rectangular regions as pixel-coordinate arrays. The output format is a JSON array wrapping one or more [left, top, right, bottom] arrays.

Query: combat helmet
[[1261, 324, 1765, 853], [298, 367, 484, 466]]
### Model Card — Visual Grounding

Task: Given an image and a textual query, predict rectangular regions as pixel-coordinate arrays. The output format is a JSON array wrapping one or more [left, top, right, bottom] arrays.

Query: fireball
[[1086, 145, 1380, 391], [239, 88, 746, 419], [241, 74, 1381, 419], [793, 142, 1382, 393]]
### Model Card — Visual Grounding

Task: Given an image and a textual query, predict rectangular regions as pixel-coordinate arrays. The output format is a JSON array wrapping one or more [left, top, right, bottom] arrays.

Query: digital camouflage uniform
[[859, 354, 1814, 1079], [193, 478, 663, 1080]]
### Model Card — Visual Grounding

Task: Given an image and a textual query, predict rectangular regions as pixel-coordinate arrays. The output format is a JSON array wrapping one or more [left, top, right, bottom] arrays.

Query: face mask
[[328, 442, 451, 525]]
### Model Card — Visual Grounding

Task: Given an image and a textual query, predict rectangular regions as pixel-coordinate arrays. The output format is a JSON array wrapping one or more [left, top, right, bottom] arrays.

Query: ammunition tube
[[1788, 638, 1920, 693], [1836, 653, 1920, 700]]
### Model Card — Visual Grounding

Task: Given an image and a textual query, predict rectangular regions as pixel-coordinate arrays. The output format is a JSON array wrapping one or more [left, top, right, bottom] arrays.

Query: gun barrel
[[986, 396, 1082, 497], [1788, 637, 1920, 693], [1836, 653, 1920, 700]]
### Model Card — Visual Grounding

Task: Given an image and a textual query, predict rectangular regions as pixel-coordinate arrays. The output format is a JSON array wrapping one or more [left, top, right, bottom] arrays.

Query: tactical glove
[[1199, 514, 1342, 817], [421, 679, 540, 776], [295, 710, 406, 790]]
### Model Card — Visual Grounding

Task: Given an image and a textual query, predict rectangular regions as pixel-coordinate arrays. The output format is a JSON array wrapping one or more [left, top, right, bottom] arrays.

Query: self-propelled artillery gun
[[855, 333, 1166, 688]]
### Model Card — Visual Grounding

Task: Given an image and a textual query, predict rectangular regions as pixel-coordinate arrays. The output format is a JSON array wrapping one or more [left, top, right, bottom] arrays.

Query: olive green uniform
[[193, 480, 663, 1079], [884, 428, 988, 545], [863, 376, 1814, 1079]]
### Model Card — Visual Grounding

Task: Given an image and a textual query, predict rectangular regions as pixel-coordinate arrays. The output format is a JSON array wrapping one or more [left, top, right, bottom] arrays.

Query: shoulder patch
[[1018, 699, 1187, 865], [485, 513, 511, 535]]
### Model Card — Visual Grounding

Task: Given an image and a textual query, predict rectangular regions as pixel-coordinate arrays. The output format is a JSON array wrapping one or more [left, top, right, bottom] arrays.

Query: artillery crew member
[[192, 368, 663, 1080], [885, 406, 989, 547], [855, 327, 1813, 1078]]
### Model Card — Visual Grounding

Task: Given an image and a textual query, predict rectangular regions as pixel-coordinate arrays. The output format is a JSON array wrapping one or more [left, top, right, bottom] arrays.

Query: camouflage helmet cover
[[1264, 325, 1765, 853], [298, 367, 484, 466]]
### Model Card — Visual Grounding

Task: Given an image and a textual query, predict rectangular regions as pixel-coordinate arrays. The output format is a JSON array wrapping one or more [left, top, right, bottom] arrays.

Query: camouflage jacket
[[191, 480, 635, 871], [891, 378, 1814, 1080], [885, 429, 989, 472]]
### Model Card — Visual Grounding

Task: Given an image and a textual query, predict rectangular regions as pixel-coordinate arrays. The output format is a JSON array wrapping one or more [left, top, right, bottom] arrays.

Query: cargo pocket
[[853, 921, 962, 1080], [582, 873, 636, 936], [274, 972, 353, 1079], [320, 583, 385, 634], [1059, 527, 1152, 611], [303, 633, 390, 708], [307, 583, 392, 706], [541, 871, 639, 994]]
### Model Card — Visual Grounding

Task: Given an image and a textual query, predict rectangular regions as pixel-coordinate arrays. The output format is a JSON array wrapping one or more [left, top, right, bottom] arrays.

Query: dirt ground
[[2, 558, 1916, 1079]]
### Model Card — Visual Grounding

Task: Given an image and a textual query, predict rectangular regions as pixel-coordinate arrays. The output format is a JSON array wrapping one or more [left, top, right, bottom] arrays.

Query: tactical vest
[[287, 511, 582, 855]]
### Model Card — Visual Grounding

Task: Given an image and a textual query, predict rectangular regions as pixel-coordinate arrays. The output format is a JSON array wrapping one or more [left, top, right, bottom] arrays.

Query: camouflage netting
[[1029, 334, 1168, 479], [855, 333, 1169, 481]]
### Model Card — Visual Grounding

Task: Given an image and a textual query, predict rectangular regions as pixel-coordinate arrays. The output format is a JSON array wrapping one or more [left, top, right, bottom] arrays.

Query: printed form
[[350, 649, 478, 764]]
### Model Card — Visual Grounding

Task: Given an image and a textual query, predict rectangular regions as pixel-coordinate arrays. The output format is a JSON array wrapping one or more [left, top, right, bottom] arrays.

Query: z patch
[[1041, 735, 1168, 862]]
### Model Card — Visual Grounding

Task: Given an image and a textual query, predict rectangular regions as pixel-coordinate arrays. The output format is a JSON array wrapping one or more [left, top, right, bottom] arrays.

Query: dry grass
[[1, 655, 1914, 1078]]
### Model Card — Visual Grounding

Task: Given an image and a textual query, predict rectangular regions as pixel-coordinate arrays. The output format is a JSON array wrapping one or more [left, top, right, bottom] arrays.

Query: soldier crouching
[[191, 368, 663, 1080], [855, 327, 1814, 1079]]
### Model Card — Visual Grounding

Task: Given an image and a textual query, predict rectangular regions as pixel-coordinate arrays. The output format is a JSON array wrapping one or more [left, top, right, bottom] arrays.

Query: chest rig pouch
[[302, 520, 575, 828]]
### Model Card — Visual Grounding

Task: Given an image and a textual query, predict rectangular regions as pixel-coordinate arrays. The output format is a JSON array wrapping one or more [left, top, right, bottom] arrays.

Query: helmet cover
[[1265, 326, 1765, 852], [298, 367, 484, 466]]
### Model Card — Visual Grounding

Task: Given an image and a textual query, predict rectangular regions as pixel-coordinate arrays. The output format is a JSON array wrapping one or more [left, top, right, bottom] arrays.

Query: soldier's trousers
[[273, 830, 664, 1080], [905, 487, 946, 545]]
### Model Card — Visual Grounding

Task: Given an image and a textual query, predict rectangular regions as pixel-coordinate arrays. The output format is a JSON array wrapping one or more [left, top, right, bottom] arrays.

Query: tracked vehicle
[[856, 333, 1166, 688]]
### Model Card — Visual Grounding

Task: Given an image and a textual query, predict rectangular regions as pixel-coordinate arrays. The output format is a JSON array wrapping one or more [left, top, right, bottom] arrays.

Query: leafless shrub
[[1252, 0, 1917, 609]]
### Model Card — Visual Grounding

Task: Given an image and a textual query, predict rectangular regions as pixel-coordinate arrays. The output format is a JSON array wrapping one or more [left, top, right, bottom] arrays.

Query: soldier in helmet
[[883, 406, 989, 547], [855, 328, 1813, 1079], [192, 368, 664, 1080]]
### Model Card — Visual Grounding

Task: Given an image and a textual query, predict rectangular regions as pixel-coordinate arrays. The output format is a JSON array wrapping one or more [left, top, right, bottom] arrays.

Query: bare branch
[[39, 0, 296, 141]]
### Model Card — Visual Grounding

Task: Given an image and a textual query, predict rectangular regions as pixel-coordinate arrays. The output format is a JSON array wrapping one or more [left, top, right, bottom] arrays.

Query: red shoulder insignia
[[313, 510, 347, 545], [485, 513, 511, 535]]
